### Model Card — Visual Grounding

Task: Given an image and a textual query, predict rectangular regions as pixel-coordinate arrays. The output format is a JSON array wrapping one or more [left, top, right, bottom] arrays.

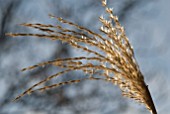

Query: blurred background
[[0, 0, 169, 114]]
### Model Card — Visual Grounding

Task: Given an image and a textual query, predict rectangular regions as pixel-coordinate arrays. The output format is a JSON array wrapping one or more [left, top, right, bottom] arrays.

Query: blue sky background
[[0, 0, 169, 114]]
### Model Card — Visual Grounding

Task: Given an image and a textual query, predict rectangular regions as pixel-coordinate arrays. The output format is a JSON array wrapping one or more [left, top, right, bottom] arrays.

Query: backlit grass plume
[[7, 0, 157, 114]]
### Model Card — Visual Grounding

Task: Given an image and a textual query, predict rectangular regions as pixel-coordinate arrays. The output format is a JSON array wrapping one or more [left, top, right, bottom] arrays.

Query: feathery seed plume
[[7, 0, 157, 114]]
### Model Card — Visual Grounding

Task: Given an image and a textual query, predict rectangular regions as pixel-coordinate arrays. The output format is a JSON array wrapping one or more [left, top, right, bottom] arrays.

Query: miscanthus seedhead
[[7, 0, 157, 114]]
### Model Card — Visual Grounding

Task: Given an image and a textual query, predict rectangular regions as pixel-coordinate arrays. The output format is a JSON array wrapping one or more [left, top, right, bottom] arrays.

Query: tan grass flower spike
[[7, 0, 157, 114]]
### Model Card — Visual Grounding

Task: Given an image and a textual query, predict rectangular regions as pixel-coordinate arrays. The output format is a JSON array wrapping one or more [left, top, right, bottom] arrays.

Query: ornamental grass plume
[[7, 0, 157, 114]]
